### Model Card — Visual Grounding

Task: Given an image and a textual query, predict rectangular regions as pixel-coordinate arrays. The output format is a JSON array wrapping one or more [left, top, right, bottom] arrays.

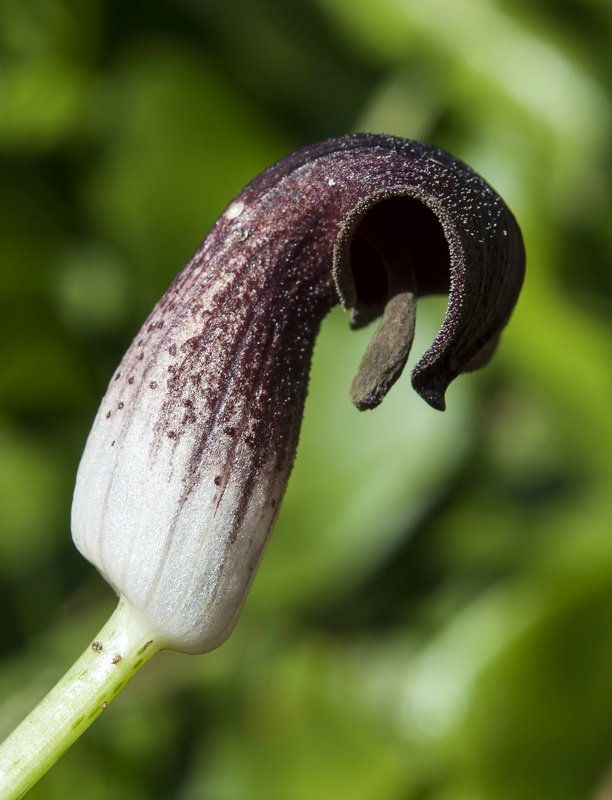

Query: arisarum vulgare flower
[[0, 133, 524, 797]]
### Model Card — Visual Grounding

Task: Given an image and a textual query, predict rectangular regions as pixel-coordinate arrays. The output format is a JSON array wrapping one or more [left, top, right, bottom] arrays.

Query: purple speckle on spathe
[[118, 402, 124, 410], [101, 133, 523, 552]]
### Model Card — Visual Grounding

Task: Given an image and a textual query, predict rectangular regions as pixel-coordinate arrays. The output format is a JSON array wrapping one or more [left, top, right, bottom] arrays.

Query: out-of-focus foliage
[[1, 1, 611, 798]]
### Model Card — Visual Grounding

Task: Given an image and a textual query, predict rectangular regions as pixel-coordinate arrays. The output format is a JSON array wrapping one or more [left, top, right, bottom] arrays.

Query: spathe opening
[[349, 195, 451, 316]]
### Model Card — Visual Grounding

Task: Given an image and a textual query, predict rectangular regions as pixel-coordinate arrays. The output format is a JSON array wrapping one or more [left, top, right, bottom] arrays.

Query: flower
[[71, 133, 525, 654]]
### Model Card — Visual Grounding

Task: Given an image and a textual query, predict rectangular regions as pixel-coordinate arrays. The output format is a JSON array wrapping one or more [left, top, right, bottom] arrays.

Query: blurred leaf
[[462, 566, 612, 800], [0, 60, 87, 151], [84, 39, 292, 309], [0, 0, 100, 152], [185, 638, 407, 800], [0, 421, 66, 576], [50, 240, 132, 335]]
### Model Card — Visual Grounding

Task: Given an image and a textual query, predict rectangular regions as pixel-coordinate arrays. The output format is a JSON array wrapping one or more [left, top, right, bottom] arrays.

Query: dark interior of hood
[[349, 195, 452, 308]]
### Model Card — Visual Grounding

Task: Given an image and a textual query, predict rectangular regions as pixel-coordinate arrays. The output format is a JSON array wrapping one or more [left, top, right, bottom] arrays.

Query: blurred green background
[[1, 0, 612, 798]]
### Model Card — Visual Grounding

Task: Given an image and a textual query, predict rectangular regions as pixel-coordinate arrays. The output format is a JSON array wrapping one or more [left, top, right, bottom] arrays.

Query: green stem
[[0, 597, 161, 800]]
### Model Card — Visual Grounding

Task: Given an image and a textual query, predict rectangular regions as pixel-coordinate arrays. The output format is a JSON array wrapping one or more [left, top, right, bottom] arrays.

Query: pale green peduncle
[[0, 598, 161, 800]]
